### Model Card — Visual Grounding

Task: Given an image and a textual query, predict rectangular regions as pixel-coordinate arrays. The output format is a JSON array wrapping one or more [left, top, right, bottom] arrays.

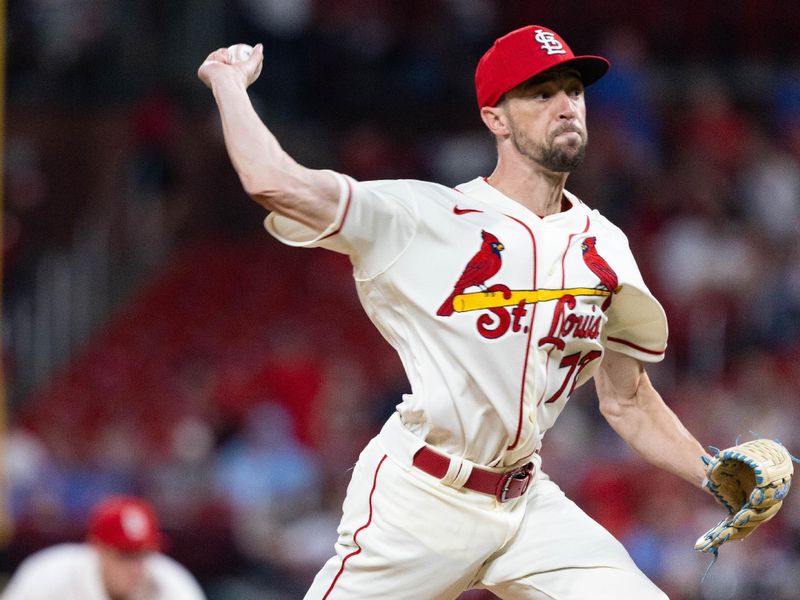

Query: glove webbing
[[698, 440, 800, 584]]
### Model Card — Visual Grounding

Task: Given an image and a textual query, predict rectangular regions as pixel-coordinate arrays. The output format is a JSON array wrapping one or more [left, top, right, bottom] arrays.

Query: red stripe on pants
[[322, 454, 387, 599]]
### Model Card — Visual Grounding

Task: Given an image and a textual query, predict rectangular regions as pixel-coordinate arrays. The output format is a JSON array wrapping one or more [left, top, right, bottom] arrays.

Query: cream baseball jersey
[[0, 544, 206, 600], [266, 173, 667, 469]]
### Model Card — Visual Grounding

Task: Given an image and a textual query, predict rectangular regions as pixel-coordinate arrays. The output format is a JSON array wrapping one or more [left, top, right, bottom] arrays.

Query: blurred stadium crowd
[[4, 1, 800, 599]]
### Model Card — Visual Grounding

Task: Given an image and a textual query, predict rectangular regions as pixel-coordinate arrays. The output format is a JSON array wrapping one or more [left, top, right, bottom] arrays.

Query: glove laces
[[698, 436, 799, 584], [700, 548, 719, 584]]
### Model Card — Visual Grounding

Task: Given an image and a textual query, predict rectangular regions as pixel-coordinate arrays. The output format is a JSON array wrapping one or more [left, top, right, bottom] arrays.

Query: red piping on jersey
[[535, 215, 592, 407], [561, 216, 591, 289], [322, 454, 387, 599], [319, 177, 353, 242], [504, 215, 537, 451], [607, 337, 666, 356], [536, 345, 556, 406]]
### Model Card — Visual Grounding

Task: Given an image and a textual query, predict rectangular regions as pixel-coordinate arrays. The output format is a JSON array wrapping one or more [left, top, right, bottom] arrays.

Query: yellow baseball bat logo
[[451, 288, 610, 313]]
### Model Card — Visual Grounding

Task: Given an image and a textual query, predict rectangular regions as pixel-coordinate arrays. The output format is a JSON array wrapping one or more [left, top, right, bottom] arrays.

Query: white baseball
[[227, 43, 262, 79]]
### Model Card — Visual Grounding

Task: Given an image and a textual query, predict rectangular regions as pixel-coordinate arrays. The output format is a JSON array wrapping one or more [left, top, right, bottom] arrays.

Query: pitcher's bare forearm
[[200, 45, 339, 233], [595, 350, 710, 489]]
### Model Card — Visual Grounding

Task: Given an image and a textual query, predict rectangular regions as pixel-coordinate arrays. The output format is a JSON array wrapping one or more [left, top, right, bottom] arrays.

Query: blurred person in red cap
[[1, 496, 205, 600], [196, 25, 722, 599]]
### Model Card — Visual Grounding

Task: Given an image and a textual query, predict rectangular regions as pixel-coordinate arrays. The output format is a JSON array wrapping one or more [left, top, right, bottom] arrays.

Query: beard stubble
[[508, 120, 587, 173]]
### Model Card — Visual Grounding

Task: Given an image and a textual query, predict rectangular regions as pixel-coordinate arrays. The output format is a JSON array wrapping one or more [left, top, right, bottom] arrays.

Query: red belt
[[412, 446, 534, 503]]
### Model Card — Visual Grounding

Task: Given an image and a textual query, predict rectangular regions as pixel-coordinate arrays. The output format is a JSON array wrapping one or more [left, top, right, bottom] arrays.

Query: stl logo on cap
[[474, 25, 609, 107], [120, 506, 150, 542], [533, 29, 566, 55]]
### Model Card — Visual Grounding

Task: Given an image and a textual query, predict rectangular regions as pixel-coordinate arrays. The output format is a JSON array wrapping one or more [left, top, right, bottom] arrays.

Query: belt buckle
[[496, 462, 534, 503]]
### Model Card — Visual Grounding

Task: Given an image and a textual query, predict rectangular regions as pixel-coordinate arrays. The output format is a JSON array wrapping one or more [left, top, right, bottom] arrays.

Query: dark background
[[4, 1, 800, 598]]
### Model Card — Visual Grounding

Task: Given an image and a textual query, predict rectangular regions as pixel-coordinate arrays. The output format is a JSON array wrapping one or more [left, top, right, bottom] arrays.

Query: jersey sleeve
[[0, 559, 38, 599], [149, 555, 206, 600], [264, 171, 418, 279], [1, 550, 70, 599], [602, 228, 668, 363]]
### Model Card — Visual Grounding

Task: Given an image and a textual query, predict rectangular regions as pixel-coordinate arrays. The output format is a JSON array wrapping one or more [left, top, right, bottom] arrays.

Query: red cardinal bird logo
[[581, 236, 618, 310], [437, 230, 505, 316]]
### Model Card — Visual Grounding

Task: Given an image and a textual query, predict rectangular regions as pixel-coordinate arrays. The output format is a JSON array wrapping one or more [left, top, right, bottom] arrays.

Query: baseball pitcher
[[197, 24, 793, 600]]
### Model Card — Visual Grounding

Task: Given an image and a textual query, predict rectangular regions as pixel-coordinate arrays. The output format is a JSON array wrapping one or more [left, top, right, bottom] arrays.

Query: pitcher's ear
[[480, 105, 510, 137]]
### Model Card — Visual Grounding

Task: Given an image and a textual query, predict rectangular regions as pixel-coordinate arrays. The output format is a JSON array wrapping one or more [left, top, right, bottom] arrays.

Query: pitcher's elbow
[[239, 176, 282, 210], [598, 395, 625, 422]]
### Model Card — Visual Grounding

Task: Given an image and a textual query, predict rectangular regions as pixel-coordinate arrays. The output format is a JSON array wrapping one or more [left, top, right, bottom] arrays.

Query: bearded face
[[506, 112, 587, 172], [495, 68, 589, 173]]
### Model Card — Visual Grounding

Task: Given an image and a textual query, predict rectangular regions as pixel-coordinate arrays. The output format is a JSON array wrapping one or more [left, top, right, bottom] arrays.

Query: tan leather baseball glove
[[695, 438, 794, 554]]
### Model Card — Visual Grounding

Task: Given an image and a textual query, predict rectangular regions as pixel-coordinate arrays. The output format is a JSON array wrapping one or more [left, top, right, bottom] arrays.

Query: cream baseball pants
[[305, 414, 668, 600]]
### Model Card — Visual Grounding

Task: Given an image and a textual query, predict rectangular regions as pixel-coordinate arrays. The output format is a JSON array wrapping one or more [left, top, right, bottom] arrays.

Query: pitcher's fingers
[[249, 43, 264, 64]]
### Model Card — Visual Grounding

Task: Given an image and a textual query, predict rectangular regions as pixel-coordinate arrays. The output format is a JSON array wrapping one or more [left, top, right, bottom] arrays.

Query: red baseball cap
[[475, 25, 610, 108], [87, 496, 162, 553]]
